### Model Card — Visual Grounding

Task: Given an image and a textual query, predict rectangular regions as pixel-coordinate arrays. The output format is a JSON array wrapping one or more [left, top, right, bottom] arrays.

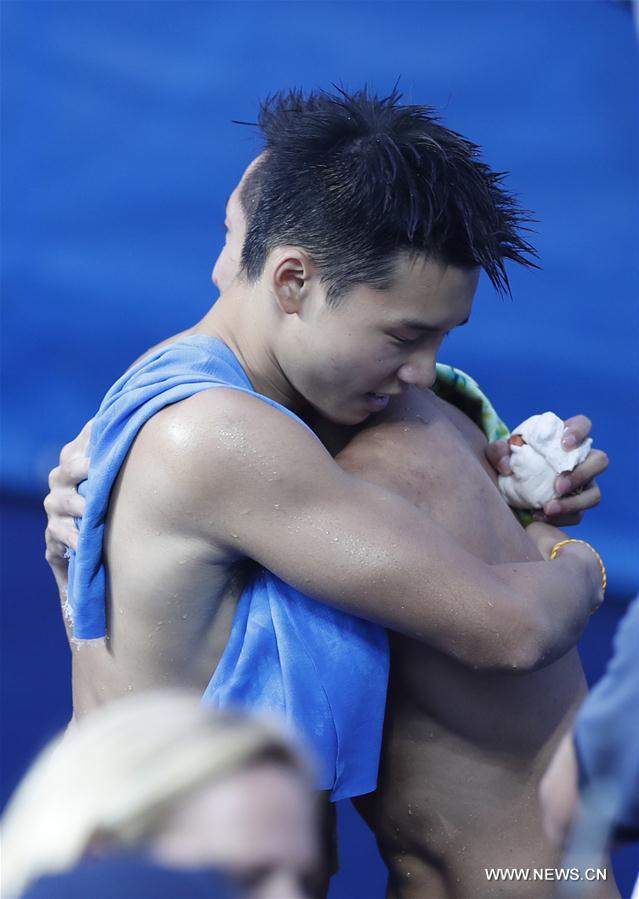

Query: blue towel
[[67, 335, 389, 800]]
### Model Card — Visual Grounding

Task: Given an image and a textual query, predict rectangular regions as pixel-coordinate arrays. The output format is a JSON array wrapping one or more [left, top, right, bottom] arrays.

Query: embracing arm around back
[[135, 389, 602, 673]]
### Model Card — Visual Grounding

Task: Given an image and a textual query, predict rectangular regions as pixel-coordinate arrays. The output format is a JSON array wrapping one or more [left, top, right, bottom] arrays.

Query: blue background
[[2, 1, 637, 895]]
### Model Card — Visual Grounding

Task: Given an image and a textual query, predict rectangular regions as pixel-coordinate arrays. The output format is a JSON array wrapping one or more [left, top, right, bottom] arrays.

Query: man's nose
[[397, 354, 437, 390]]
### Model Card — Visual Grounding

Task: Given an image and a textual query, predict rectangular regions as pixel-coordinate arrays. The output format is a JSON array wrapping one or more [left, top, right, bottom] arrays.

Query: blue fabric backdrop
[[2, 1, 637, 895], [3, 0, 637, 592]]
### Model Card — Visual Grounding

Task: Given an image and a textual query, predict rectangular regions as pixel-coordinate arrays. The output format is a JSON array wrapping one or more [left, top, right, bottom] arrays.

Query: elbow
[[503, 636, 550, 674], [461, 609, 558, 674], [495, 606, 576, 673]]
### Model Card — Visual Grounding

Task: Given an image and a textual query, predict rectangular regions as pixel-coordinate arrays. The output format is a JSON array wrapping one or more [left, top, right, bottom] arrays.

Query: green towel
[[434, 364, 532, 526]]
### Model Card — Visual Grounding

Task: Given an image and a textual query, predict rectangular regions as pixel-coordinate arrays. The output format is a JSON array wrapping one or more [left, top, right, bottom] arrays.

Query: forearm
[[233, 474, 598, 671], [485, 549, 597, 670], [363, 521, 595, 670]]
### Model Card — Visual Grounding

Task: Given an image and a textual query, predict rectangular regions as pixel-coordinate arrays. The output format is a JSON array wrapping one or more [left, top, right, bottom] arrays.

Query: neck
[[195, 284, 305, 412]]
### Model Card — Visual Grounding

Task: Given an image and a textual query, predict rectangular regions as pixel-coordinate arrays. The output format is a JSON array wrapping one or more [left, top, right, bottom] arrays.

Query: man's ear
[[270, 248, 316, 315]]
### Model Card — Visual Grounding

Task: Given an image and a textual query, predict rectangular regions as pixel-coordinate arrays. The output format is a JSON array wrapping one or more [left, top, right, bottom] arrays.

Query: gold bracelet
[[549, 539, 607, 593]]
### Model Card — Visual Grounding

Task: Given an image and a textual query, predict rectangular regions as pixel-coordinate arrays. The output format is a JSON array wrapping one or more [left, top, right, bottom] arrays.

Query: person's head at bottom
[[1, 691, 318, 899]]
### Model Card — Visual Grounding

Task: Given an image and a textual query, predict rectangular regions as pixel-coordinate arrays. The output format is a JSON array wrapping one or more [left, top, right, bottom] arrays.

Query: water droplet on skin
[[156, 620, 164, 626], [181, 614, 188, 620], [274, 504, 280, 510]]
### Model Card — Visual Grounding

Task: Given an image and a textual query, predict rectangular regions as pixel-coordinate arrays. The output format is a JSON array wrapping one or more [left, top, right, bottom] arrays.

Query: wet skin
[[67, 179, 605, 894], [314, 392, 616, 899], [69, 366, 615, 899]]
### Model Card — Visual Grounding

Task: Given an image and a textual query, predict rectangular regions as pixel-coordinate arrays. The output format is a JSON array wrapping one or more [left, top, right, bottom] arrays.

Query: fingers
[[43, 475, 83, 565], [44, 427, 89, 566], [532, 474, 602, 526], [555, 449, 608, 496], [43, 420, 92, 593], [65, 454, 91, 485], [44, 519, 73, 598], [44, 482, 85, 519], [525, 521, 570, 558], [486, 439, 512, 475], [561, 415, 592, 449], [57, 418, 92, 486], [45, 517, 79, 554], [544, 482, 602, 518], [49, 456, 90, 493], [539, 448, 608, 524], [57, 451, 90, 485], [43, 508, 81, 549]]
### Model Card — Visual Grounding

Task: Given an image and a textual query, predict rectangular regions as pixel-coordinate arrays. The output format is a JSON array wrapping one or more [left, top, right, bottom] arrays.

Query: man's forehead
[[367, 259, 478, 329]]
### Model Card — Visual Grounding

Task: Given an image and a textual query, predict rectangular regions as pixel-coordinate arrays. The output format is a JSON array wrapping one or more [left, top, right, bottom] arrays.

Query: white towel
[[498, 412, 592, 509]]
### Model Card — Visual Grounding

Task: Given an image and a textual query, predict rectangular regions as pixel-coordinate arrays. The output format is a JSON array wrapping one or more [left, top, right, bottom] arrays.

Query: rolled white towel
[[498, 412, 592, 510]]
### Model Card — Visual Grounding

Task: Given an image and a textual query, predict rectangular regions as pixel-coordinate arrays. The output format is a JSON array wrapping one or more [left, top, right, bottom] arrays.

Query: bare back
[[331, 389, 607, 899]]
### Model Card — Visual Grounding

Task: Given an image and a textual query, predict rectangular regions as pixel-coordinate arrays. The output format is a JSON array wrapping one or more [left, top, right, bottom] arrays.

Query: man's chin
[[322, 407, 371, 426], [304, 398, 365, 427]]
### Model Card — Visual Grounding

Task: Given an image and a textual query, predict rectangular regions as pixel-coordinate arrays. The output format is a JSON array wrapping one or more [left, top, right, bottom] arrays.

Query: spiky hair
[[239, 86, 538, 301]]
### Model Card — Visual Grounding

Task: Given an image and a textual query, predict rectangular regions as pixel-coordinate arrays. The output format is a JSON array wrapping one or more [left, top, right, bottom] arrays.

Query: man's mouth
[[364, 392, 391, 411]]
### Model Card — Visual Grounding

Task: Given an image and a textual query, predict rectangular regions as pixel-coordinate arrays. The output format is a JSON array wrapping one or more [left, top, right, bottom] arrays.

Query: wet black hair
[[239, 86, 538, 303]]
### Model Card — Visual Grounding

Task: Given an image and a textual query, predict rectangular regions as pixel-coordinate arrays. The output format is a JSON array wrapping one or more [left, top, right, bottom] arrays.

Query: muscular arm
[[135, 389, 601, 673]]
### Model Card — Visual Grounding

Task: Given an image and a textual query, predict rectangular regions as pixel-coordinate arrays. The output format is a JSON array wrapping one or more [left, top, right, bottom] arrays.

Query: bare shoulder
[[148, 386, 328, 460], [128, 386, 335, 515], [336, 388, 440, 479], [437, 395, 489, 451], [335, 386, 490, 491]]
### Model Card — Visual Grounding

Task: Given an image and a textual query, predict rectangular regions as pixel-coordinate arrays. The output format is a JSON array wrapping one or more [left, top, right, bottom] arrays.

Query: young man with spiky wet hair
[[241, 88, 534, 304], [44, 88, 611, 897]]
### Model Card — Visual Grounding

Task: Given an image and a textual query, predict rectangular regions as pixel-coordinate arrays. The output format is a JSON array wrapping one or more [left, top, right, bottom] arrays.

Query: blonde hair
[[1, 690, 310, 898]]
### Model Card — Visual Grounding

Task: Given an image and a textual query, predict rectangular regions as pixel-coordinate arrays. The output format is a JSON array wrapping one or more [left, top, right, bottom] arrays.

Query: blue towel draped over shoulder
[[67, 335, 389, 800]]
